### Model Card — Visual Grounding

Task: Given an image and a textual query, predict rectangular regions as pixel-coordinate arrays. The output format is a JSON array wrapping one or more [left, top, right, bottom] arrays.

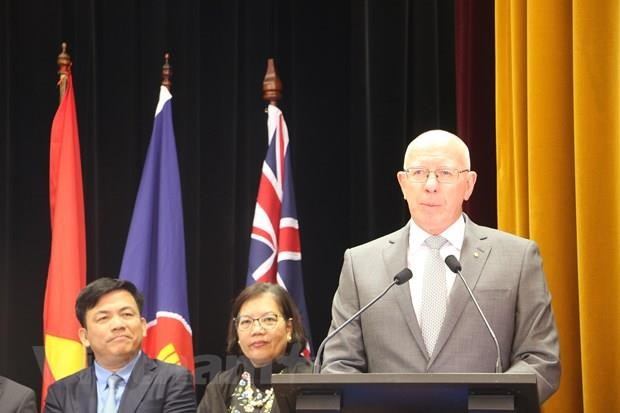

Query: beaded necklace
[[229, 370, 275, 413]]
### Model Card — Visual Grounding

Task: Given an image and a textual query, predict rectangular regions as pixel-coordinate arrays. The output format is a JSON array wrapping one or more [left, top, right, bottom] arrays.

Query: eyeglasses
[[403, 167, 470, 184], [234, 312, 287, 331]]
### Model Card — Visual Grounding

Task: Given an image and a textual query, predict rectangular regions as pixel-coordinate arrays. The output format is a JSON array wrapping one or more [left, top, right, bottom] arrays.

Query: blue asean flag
[[119, 85, 194, 374]]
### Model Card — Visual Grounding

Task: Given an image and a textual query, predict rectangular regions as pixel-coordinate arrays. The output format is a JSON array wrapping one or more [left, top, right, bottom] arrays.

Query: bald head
[[403, 129, 471, 170], [397, 129, 477, 234]]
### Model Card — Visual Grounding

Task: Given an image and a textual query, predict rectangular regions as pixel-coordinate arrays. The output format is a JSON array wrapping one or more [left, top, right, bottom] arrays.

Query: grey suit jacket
[[43, 353, 196, 412], [322, 217, 560, 403], [0, 376, 37, 413]]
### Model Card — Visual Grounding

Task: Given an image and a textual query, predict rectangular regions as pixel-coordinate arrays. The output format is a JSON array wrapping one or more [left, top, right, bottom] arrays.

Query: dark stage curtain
[[0, 0, 495, 402], [455, 0, 496, 227]]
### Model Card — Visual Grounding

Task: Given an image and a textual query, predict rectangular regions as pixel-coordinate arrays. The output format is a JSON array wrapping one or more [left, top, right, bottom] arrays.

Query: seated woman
[[198, 282, 311, 413]]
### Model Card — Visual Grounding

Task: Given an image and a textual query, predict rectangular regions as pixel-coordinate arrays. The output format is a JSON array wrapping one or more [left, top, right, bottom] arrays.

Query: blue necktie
[[102, 374, 122, 413]]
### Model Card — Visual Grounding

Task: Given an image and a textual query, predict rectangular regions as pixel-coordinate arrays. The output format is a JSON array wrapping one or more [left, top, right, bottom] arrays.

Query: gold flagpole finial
[[162, 53, 172, 91], [262, 58, 282, 108], [57, 42, 72, 101]]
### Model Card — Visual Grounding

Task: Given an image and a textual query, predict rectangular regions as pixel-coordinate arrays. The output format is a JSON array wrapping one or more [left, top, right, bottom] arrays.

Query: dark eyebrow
[[91, 309, 110, 319], [238, 311, 278, 318]]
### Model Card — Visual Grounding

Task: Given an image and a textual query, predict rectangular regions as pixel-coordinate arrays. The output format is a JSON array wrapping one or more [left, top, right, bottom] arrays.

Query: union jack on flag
[[247, 104, 312, 355]]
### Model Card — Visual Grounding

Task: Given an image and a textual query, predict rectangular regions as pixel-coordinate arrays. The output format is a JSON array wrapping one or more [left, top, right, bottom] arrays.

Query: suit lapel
[[382, 223, 429, 361], [0, 376, 6, 399], [119, 353, 156, 413], [75, 366, 97, 412], [429, 217, 491, 366]]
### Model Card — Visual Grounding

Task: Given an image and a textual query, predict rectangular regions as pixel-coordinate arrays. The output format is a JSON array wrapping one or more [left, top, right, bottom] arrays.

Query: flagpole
[[250, 58, 313, 356], [42, 41, 87, 409], [118, 50, 195, 375]]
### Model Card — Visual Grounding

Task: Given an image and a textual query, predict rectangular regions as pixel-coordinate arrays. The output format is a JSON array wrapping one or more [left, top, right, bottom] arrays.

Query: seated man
[[44, 277, 196, 412], [0, 376, 37, 412]]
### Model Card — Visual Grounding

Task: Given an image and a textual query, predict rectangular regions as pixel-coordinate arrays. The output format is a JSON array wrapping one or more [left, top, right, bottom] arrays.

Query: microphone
[[313, 268, 413, 373], [444, 255, 502, 373]]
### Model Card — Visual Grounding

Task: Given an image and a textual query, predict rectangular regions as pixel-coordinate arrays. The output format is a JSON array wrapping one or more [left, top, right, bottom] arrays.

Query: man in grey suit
[[0, 376, 37, 412], [44, 277, 196, 412], [321, 130, 560, 403]]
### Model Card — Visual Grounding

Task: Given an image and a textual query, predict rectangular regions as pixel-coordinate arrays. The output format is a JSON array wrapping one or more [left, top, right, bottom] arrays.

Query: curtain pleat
[[573, 1, 620, 410], [495, 0, 529, 235], [496, 0, 620, 411]]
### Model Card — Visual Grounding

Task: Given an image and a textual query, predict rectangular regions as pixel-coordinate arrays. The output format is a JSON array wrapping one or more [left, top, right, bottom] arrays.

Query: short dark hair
[[226, 283, 308, 355], [75, 277, 144, 327]]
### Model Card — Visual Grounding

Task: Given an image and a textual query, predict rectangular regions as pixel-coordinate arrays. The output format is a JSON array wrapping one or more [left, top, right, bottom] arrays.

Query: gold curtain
[[496, 0, 620, 412]]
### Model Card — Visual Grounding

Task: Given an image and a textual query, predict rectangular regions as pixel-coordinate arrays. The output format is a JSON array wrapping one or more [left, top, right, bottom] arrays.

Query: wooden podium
[[272, 373, 539, 413]]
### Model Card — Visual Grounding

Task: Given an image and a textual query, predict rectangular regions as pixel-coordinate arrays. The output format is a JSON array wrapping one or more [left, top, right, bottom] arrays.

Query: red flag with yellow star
[[41, 68, 87, 408]]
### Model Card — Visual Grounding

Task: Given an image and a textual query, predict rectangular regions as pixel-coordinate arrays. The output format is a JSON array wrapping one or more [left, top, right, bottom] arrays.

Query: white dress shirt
[[407, 215, 465, 326]]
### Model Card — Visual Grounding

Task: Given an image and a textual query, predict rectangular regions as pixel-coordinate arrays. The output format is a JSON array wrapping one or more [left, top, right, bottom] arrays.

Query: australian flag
[[247, 104, 312, 355], [119, 85, 194, 374]]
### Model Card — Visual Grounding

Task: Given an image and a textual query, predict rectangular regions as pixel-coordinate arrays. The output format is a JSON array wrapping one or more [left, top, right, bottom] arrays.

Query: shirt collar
[[409, 214, 466, 251], [94, 350, 142, 386]]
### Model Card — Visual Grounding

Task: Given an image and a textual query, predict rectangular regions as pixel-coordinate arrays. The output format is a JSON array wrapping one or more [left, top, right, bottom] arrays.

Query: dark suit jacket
[[197, 355, 311, 413], [0, 376, 37, 413], [43, 353, 196, 412], [322, 217, 561, 403]]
